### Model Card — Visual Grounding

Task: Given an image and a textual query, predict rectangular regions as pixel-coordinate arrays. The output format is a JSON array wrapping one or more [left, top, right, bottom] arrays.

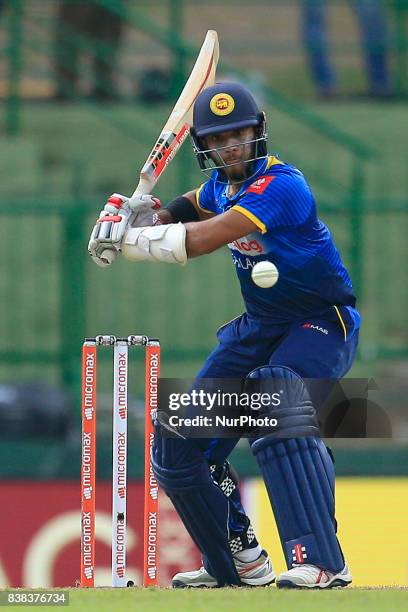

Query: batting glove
[[88, 193, 162, 268], [105, 193, 162, 226], [87, 194, 132, 267]]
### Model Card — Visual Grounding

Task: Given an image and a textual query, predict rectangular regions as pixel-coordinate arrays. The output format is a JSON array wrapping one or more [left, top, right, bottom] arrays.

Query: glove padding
[[88, 195, 131, 267], [88, 193, 162, 267], [105, 193, 162, 227]]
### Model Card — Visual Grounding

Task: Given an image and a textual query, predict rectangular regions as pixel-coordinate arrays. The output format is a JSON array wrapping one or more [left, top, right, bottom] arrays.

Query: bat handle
[[131, 176, 153, 199], [100, 248, 117, 266]]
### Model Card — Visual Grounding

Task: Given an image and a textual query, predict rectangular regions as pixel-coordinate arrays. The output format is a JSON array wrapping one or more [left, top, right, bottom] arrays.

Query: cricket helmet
[[190, 82, 268, 179]]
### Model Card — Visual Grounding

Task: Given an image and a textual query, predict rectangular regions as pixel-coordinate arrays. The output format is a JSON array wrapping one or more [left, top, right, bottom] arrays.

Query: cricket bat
[[101, 30, 219, 264]]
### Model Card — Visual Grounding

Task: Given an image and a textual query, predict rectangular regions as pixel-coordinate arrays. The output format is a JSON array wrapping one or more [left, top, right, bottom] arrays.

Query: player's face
[[203, 127, 256, 181]]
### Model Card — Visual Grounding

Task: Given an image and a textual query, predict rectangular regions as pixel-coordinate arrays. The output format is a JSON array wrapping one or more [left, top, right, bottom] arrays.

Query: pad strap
[[209, 462, 258, 554], [210, 463, 237, 497], [229, 524, 256, 555]]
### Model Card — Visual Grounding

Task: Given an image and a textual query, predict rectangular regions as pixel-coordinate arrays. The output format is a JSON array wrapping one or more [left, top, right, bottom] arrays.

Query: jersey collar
[[223, 156, 269, 202]]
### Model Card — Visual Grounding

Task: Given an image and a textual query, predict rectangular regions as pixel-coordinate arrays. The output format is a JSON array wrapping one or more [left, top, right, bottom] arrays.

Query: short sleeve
[[232, 173, 314, 233], [195, 181, 217, 214]]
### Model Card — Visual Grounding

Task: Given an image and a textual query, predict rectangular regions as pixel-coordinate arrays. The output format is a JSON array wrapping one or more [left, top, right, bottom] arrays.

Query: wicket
[[80, 335, 160, 588]]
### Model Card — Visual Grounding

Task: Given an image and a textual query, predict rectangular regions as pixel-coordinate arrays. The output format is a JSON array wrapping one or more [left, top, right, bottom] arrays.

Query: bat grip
[[100, 248, 117, 266]]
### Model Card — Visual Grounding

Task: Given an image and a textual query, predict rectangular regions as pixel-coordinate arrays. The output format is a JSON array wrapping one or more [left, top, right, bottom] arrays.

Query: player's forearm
[[185, 214, 237, 257], [185, 209, 259, 258], [185, 221, 218, 257], [122, 208, 257, 265]]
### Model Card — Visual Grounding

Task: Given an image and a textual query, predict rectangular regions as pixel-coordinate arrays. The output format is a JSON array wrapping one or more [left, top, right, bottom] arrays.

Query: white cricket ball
[[251, 260, 279, 288]]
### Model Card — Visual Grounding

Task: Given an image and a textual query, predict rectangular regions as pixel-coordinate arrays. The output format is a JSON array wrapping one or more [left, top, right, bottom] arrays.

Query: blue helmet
[[190, 82, 268, 180], [193, 82, 262, 136]]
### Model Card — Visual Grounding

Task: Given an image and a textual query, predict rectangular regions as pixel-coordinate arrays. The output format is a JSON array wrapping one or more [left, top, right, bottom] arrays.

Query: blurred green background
[[0, 0, 407, 478]]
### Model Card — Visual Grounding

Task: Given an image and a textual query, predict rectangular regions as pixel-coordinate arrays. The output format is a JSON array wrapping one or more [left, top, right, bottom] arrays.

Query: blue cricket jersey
[[195, 156, 360, 331]]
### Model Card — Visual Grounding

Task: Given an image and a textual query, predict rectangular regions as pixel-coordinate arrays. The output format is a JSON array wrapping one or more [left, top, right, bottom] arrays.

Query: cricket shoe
[[172, 549, 275, 588], [276, 563, 352, 589]]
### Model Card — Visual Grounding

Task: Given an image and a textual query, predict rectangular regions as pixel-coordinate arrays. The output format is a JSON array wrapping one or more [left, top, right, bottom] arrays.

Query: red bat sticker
[[144, 124, 190, 181]]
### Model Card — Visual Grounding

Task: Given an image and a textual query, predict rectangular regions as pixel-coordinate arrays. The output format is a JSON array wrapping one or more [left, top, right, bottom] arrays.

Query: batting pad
[[253, 437, 345, 573], [152, 433, 241, 586]]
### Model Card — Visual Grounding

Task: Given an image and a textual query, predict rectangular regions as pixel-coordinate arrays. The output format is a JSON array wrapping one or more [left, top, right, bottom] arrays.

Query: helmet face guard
[[191, 82, 268, 184], [191, 114, 268, 183]]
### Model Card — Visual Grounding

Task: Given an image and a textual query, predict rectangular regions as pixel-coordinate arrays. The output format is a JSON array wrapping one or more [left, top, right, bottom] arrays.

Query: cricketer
[[88, 82, 360, 588]]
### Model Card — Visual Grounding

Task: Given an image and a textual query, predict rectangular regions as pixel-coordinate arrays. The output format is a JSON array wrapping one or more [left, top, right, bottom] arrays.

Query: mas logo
[[302, 323, 329, 335], [210, 93, 235, 116]]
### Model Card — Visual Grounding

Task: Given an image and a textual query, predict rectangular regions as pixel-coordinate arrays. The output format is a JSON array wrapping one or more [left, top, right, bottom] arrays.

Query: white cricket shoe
[[276, 563, 352, 589], [172, 549, 275, 588]]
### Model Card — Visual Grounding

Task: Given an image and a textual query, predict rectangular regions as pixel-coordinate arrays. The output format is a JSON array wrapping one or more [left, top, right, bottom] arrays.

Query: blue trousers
[[193, 307, 359, 536]]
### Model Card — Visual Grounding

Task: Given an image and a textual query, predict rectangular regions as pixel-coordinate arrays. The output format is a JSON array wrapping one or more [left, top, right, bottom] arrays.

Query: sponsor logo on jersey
[[210, 93, 235, 116], [231, 253, 256, 270], [302, 323, 329, 335], [247, 175, 275, 194], [228, 237, 265, 256]]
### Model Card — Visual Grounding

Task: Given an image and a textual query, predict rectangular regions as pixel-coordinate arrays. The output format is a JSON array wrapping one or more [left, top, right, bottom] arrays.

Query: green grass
[[4, 587, 408, 612]]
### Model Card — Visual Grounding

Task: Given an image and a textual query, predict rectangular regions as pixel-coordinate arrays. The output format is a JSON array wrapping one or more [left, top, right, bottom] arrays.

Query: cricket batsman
[[88, 82, 360, 588]]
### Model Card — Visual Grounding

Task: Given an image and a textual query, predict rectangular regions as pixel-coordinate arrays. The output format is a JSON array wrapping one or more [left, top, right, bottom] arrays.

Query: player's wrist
[[156, 209, 173, 225]]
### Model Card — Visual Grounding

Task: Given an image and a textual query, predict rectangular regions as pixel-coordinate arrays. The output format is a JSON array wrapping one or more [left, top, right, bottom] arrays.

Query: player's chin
[[225, 164, 246, 182]]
